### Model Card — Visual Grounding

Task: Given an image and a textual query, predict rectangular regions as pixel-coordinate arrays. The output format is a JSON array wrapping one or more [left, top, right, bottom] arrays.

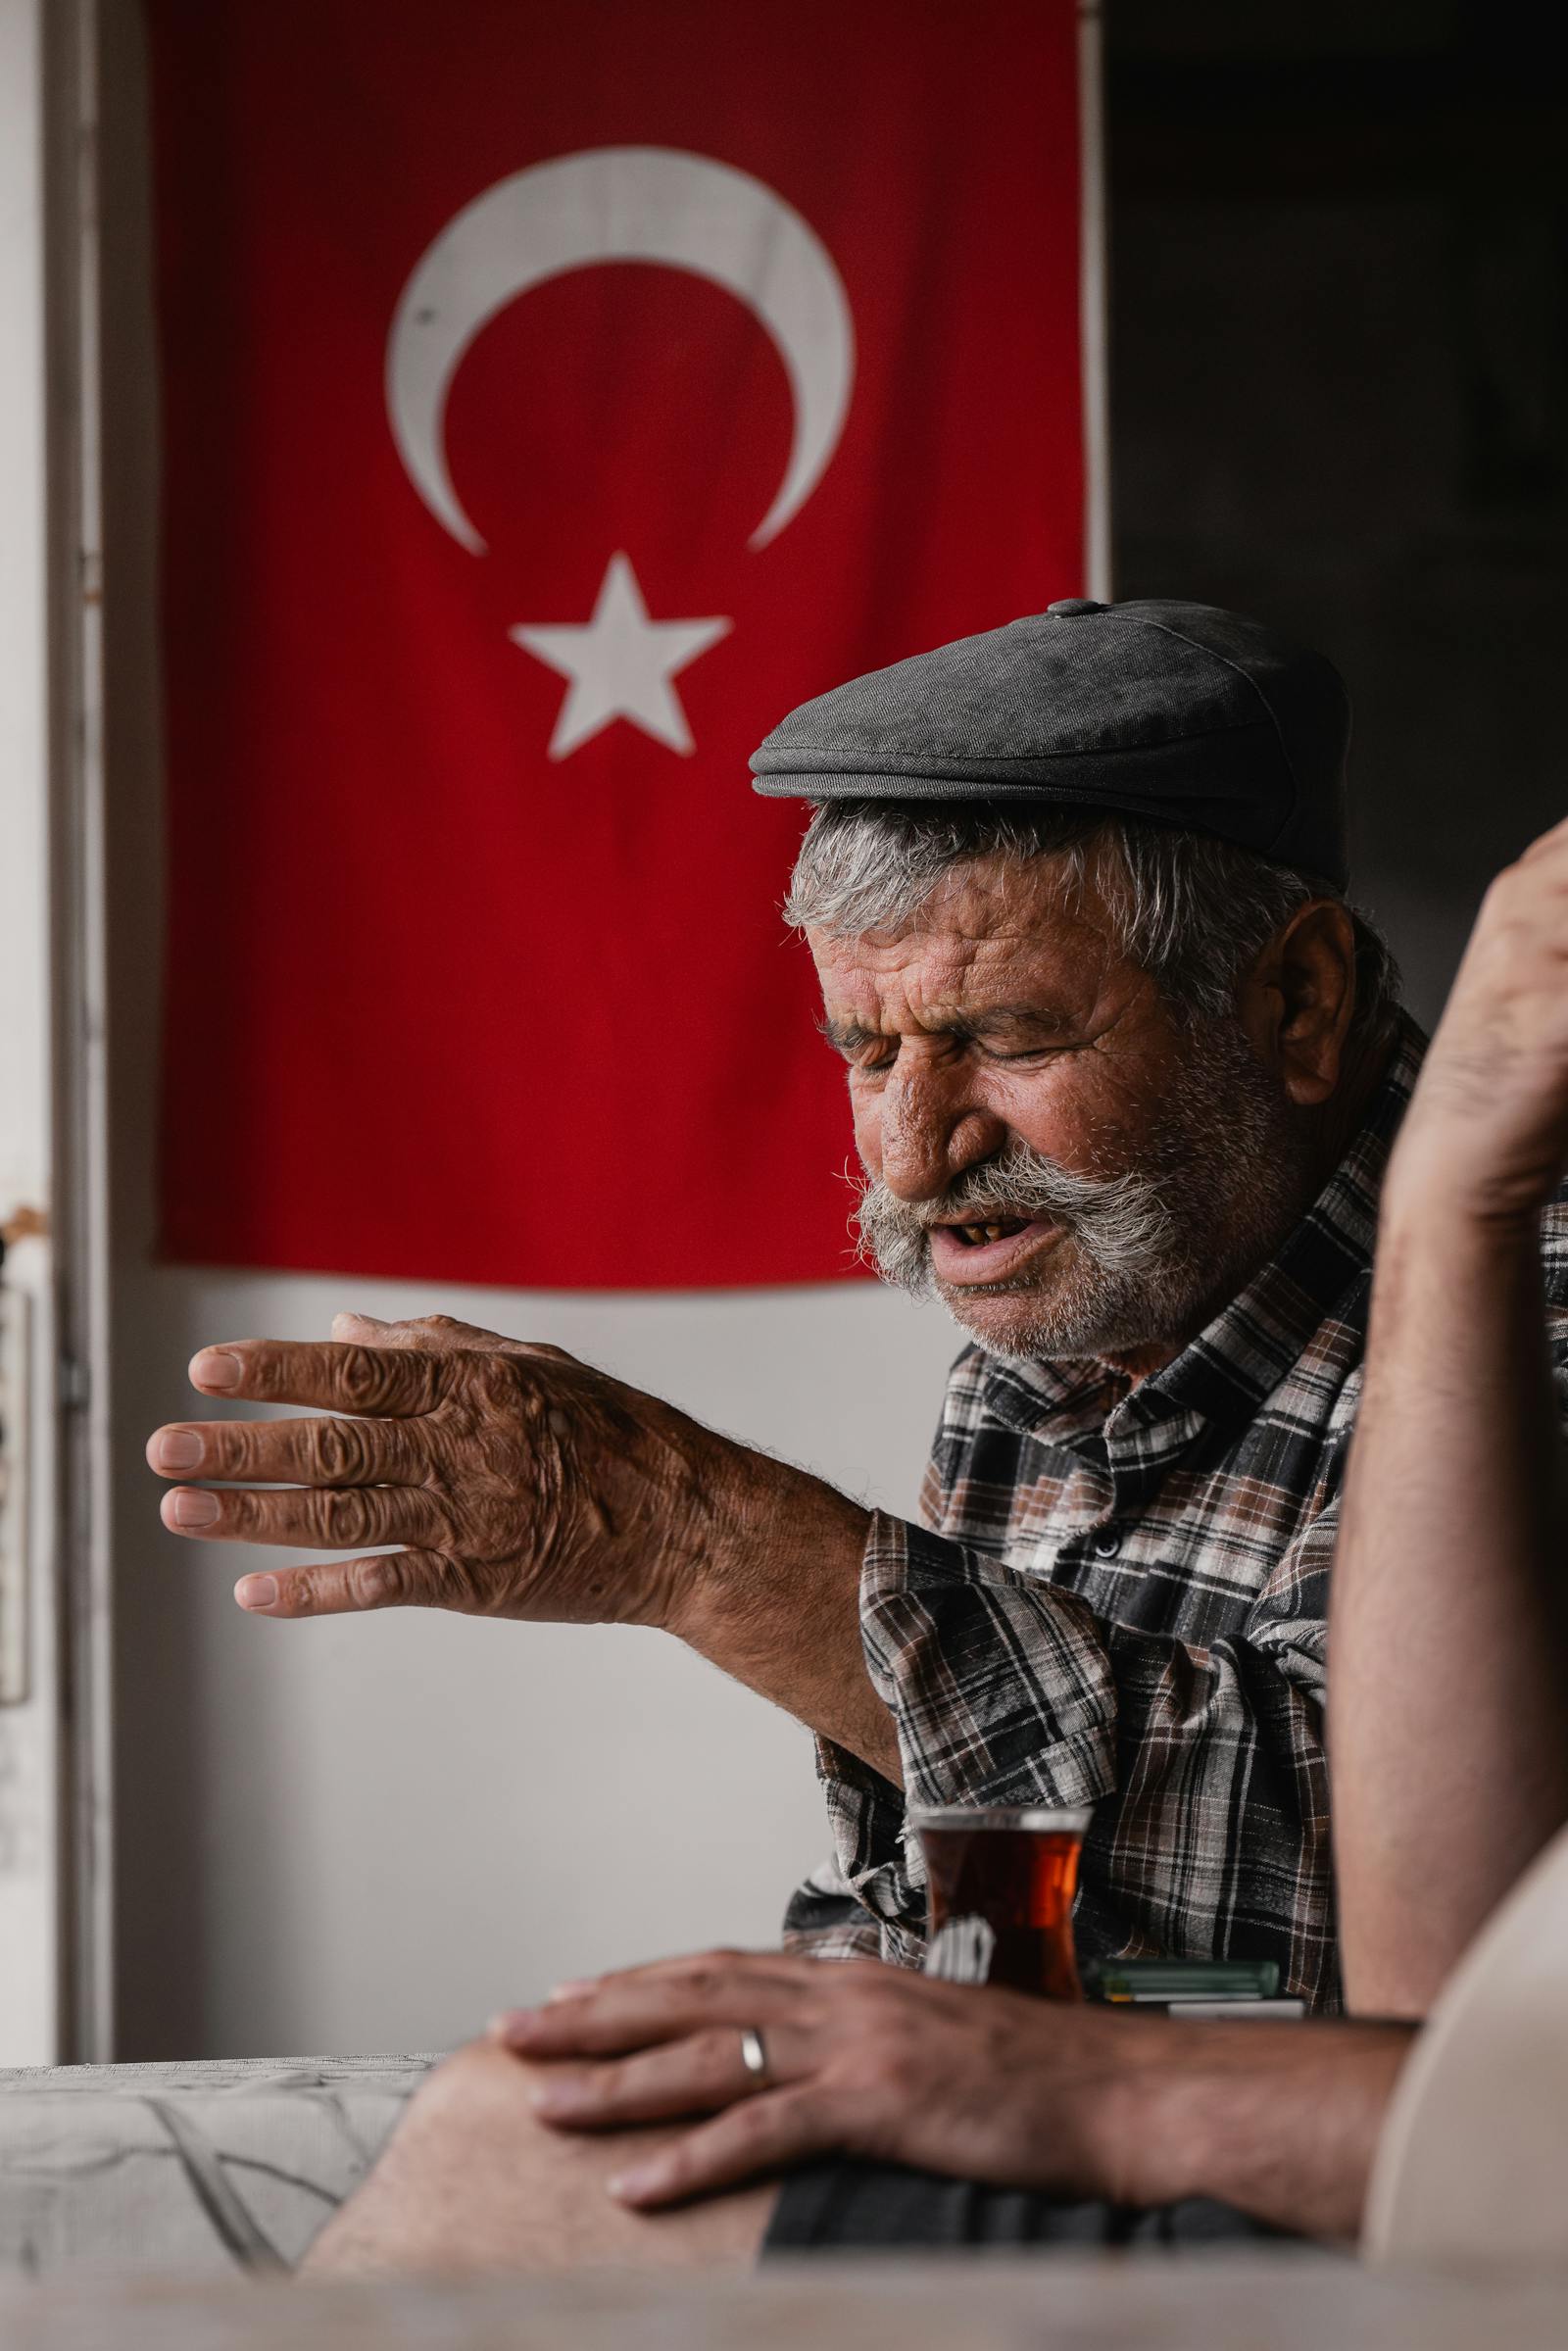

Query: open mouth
[[948, 1218, 1030, 1248], [927, 1214, 1063, 1284]]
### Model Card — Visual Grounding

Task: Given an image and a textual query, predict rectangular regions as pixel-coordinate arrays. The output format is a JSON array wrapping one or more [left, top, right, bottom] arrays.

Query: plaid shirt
[[784, 1015, 1568, 2012]]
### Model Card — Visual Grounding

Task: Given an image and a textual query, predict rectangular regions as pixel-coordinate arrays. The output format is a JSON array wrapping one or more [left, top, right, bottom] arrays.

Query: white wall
[[112, 1266, 956, 2058], [92, 0, 961, 2061]]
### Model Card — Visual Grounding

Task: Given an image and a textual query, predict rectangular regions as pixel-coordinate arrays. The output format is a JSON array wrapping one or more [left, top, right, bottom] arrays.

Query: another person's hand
[[1390, 812, 1568, 1226], [493, 1948, 1142, 2208], [145, 1311, 760, 1627]]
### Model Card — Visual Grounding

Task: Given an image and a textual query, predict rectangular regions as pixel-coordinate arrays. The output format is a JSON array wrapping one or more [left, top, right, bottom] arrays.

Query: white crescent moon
[[386, 145, 856, 557]]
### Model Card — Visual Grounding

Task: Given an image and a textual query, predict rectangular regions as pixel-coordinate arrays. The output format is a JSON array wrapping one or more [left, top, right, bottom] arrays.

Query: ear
[[1238, 900, 1358, 1106]]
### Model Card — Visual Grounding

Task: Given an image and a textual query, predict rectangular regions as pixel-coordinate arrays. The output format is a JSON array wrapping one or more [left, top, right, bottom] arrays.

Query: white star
[[511, 554, 732, 759]]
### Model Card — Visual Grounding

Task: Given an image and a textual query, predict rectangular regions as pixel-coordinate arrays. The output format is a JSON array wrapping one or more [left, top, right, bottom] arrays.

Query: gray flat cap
[[750, 597, 1351, 891]]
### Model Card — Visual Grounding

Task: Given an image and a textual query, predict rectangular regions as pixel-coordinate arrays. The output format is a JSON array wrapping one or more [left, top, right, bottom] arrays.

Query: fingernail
[[528, 2079, 573, 2117], [487, 2009, 538, 2043], [191, 1348, 243, 1392], [169, 1490, 220, 1529], [235, 1574, 279, 1612], [548, 1979, 595, 2003], [154, 1430, 204, 1473], [608, 2166, 660, 2204]]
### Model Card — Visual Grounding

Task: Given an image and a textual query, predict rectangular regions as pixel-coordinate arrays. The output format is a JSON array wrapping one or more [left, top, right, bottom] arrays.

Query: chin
[[936, 1274, 1172, 1366], [939, 1286, 1087, 1362]]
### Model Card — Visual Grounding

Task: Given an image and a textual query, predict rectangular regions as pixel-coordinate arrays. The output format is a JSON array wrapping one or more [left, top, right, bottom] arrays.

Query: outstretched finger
[[333, 1310, 574, 1367], [163, 1482, 452, 1553], [189, 1340, 447, 1417], [607, 2085, 840, 2209], [232, 1548, 454, 1618], [331, 1310, 511, 1352], [147, 1410, 420, 1490]]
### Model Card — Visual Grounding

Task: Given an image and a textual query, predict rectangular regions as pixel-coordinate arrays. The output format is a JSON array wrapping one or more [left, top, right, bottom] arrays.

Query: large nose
[[875, 1054, 1009, 1203]]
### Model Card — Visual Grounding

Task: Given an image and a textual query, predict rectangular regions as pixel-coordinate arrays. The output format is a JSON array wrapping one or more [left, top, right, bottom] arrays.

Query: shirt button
[[1092, 1529, 1122, 1559]]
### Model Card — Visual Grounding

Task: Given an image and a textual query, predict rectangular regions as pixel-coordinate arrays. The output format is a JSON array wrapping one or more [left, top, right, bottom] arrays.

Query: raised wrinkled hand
[[1393, 812, 1568, 1224], [145, 1311, 722, 1623]]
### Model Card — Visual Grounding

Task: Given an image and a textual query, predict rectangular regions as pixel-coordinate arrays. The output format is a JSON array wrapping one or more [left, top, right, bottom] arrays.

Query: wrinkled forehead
[[807, 854, 1123, 1026]]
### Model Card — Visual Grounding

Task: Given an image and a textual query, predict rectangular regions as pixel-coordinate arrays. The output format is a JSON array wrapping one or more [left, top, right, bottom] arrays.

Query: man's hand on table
[[490, 1948, 1411, 2240], [146, 1311, 898, 1775]]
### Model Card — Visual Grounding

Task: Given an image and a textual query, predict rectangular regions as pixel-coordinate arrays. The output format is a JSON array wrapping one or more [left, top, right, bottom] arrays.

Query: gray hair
[[784, 802, 1399, 1039]]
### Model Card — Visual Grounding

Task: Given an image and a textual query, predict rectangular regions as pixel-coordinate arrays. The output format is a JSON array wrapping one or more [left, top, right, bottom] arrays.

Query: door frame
[[51, 0, 115, 2064], [7, 0, 118, 2066]]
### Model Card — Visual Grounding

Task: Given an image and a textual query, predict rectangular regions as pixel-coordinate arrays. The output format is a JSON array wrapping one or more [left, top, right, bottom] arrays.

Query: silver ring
[[738, 2027, 769, 2085]]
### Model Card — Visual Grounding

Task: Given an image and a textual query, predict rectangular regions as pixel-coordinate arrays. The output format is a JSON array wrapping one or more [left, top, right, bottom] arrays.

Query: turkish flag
[[148, 0, 1093, 1288]]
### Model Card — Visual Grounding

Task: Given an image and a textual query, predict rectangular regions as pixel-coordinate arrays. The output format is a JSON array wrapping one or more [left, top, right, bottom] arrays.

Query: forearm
[[1110, 2016, 1413, 2241], [1332, 1181, 1568, 2018], [665, 1433, 900, 1780]]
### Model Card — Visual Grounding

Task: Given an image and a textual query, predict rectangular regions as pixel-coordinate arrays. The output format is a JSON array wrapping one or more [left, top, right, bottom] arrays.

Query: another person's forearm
[[1112, 2016, 1412, 2240], [1332, 1172, 1568, 2019]]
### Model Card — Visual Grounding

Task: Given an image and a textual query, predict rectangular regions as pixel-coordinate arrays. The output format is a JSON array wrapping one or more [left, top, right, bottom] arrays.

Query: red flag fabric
[[148, 0, 1092, 1289]]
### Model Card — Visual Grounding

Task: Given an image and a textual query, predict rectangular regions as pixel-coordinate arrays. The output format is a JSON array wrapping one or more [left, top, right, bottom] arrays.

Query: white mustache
[[855, 1139, 1176, 1290]]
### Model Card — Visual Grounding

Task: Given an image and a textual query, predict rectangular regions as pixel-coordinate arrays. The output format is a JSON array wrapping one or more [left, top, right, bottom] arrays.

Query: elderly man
[[311, 811, 1568, 2270], [152, 599, 1418, 2013]]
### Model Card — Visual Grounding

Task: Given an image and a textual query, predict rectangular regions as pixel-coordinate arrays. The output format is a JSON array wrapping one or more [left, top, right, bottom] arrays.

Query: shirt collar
[[978, 1012, 1427, 1449]]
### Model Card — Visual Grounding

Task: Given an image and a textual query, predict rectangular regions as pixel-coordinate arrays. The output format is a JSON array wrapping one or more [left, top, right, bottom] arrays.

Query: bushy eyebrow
[[817, 1015, 880, 1053], [818, 1003, 1077, 1055]]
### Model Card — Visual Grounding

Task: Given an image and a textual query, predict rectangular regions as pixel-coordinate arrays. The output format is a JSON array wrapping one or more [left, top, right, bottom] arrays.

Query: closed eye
[[819, 1017, 897, 1071], [819, 1012, 1081, 1070]]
